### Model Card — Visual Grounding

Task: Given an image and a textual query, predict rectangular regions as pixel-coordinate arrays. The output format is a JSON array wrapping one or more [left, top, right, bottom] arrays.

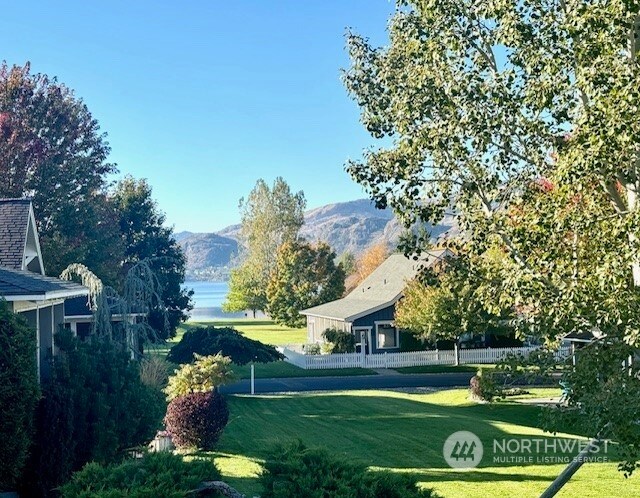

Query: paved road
[[220, 372, 474, 394]]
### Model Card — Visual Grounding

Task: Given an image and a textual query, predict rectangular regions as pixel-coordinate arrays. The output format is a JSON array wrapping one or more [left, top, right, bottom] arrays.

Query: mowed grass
[[148, 319, 375, 378], [203, 388, 640, 498], [146, 318, 306, 357], [187, 319, 307, 346]]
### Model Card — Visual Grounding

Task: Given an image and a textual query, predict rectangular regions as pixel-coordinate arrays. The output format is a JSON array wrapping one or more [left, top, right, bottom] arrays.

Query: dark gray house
[[300, 249, 451, 354], [0, 199, 88, 380]]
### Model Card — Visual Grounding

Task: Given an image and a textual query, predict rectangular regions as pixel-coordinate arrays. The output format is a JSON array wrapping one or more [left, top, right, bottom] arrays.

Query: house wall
[[306, 316, 350, 343], [353, 305, 400, 354], [15, 302, 66, 381]]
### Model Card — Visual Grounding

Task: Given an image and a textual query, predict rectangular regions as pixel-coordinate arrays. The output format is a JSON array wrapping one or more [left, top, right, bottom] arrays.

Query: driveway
[[220, 372, 474, 394]]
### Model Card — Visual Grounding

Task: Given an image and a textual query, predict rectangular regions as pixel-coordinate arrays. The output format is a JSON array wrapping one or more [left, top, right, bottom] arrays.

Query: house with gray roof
[[300, 249, 452, 354], [0, 198, 44, 274], [0, 199, 87, 380]]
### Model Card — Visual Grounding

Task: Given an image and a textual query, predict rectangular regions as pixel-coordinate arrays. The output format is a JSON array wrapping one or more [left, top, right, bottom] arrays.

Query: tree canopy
[[267, 241, 345, 327], [112, 177, 193, 338], [345, 0, 640, 478], [395, 247, 514, 343], [0, 62, 122, 282], [224, 177, 306, 314]]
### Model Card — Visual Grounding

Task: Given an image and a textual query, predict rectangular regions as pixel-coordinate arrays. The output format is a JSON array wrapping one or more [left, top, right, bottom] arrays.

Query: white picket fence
[[279, 345, 572, 370]]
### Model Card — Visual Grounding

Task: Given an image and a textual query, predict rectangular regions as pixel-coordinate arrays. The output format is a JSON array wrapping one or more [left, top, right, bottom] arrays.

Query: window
[[376, 322, 398, 349]]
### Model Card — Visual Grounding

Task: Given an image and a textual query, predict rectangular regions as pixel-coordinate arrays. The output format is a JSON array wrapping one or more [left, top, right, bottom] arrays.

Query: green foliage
[[0, 301, 39, 491], [543, 341, 640, 476], [167, 325, 284, 365], [396, 249, 514, 343], [345, 2, 640, 479], [0, 62, 122, 284], [112, 176, 193, 339], [165, 391, 229, 450], [322, 328, 356, 354], [59, 452, 219, 498], [337, 251, 357, 276], [20, 331, 166, 496], [260, 440, 437, 498], [474, 350, 562, 402], [225, 177, 306, 314], [165, 353, 234, 401], [267, 241, 345, 327], [222, 261, 267, 316], [469, 370, 497, 403]]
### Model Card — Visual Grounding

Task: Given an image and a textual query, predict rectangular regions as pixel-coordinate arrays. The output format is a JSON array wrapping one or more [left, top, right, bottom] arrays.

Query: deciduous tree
[[395, 247, 514, 343], [345, 243, 389, 292], [0, 62, 121, 281], [225, 177, 306, 313], [344, 0, 640, 483], [267, 241, 345, 327]]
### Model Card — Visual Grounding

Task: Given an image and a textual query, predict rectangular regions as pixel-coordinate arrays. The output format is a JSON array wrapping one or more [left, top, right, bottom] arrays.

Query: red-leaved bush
[[164, 390, 229, 450]]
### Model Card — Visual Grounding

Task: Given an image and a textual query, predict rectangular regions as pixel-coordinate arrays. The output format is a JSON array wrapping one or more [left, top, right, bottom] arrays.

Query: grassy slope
[[203, 388, 640, 498], [150, 319, 374, 378]]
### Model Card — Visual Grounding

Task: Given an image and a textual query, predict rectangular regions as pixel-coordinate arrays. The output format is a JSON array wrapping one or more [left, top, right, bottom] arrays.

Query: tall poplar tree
[[224, 177, 306, 314]]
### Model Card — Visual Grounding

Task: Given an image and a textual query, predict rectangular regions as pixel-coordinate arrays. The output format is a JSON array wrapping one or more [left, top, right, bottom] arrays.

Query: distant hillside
[[178, 232, 238, 280], [178, 199, 458, 280]]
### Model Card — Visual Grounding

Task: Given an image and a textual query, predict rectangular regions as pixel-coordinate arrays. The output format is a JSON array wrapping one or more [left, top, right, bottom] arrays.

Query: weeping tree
[[344, 0, 640, 490], [61, 260, 169, 355]]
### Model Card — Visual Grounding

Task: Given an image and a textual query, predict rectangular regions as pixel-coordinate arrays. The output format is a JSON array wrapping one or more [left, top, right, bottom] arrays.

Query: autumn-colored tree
[[0, 62, 122, 282], [396, 247, 514, 343], [345, 243, 389, 292]]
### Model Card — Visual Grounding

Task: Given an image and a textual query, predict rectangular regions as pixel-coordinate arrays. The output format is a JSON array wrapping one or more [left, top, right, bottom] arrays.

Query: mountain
[[178, 199, 458, 280], [179, 232, 238, 280]]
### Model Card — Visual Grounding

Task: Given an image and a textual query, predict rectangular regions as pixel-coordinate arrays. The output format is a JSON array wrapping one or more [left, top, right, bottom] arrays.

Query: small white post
[[250, 363, 255, 395], [454, 343, 459, 366]]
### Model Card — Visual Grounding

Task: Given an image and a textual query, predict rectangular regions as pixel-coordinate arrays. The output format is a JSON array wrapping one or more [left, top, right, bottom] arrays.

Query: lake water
[[184, 281, 229, 308], [182, 280, 261, 321]]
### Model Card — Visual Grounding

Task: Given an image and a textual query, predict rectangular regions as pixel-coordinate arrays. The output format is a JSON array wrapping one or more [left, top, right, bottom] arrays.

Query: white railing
[[278, 345, 572, 370]]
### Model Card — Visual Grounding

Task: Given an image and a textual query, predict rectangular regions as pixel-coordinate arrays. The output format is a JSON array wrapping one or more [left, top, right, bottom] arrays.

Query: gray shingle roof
[[0, 199, 31, 270], [301, 249, 451, 322], [0, 266, 88, 301]]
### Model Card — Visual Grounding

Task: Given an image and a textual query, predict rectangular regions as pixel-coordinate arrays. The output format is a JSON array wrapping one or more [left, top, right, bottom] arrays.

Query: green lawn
[[198, 388, 640, 497], [146, 319, 306, 358], [231, 361, 376, 379], [148, 319, 376, 377], [185, 319, 307, 346]]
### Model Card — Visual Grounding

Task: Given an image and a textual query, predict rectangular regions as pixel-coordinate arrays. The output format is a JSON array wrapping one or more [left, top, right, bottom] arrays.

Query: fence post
[[454, 343, 459, 366], [360, 331, 367, 368], [436, 348, 439, 361], [384, 352, 388, 369]]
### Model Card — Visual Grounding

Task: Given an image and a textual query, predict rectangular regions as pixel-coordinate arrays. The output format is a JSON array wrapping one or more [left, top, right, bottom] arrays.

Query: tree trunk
[[539, 439, 601, 498]]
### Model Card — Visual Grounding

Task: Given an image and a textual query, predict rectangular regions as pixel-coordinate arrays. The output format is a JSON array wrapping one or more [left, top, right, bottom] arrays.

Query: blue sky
[[0, 1, 396, 232]]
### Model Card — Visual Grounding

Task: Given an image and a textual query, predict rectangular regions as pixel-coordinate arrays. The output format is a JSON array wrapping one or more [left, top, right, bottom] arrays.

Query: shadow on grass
[[403, 469, 554, 483], [217, 390, 602, 474]]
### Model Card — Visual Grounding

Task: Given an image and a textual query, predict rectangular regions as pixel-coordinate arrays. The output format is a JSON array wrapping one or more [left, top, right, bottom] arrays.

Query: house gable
[[0, 199, 44, 274]]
